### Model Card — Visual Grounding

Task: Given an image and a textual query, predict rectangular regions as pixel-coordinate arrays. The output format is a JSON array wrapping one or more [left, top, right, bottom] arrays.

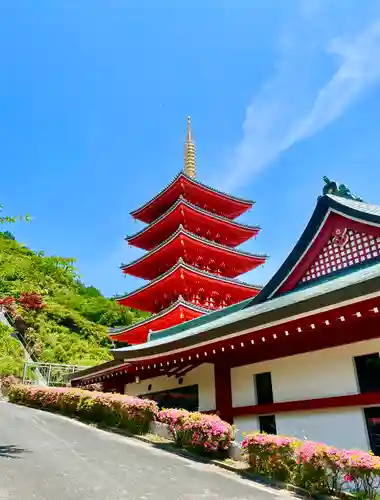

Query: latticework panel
[[299, 228, 380, 285]]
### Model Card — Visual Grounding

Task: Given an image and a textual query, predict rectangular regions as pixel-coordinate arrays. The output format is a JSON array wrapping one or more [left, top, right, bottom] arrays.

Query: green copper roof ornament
[[322, 176, 363, 202]]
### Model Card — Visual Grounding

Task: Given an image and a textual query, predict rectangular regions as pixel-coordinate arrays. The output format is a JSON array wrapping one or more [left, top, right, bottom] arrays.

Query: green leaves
[[0, 203, 31, 225], [0, 324, 24, 376]]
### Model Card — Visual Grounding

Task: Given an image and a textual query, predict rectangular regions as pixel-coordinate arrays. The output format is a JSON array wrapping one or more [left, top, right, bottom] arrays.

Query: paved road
[[0, 402, 293, 500]]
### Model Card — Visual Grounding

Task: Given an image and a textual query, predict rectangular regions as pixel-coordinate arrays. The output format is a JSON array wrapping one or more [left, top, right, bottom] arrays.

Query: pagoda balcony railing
[[157, 262, 227, 277], [155, 295, 231, 312]]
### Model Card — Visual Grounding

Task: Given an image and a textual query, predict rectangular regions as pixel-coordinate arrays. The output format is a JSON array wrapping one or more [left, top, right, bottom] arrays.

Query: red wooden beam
[[214, 360, 233, 423], [232, 391, 380, 417]]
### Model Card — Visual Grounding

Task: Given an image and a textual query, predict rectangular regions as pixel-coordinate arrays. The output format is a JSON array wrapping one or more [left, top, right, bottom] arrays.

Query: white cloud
[[221, 19, 380, 191]]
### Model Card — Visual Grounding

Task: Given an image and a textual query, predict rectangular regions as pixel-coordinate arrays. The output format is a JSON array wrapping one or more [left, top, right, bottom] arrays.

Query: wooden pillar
[[214, 360, 233, 423]]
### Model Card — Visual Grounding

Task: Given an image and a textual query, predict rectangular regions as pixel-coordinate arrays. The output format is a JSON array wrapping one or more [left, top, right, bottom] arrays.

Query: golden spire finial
[[184, 116, 196, 178]]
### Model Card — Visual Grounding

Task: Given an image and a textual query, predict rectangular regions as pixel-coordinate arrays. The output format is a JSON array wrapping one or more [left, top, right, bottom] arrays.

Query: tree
[[0, 231, 15, 240], [0, 203, 30, 224], [0, 236, 147, 371]]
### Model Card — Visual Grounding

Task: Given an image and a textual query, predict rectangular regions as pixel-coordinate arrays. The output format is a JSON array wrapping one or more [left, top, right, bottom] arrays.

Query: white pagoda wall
[[124, 362, 216, 411], [232, 338, 380, 450]]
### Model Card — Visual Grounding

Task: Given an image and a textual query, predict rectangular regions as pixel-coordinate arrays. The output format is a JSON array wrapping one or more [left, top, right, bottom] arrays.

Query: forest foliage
[[0, 230, 147, 376]]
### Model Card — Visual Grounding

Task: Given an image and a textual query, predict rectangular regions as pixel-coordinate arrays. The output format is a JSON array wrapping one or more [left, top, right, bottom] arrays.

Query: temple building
[[70, 133, 380, 455], [108, 117, 266, 345]]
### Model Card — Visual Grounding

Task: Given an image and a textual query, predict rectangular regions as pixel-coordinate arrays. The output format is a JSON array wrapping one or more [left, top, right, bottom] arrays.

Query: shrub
[[0, 374, 20, 389], [0, 374, 21, 396], [241, 433, 299, 482], [242, 432, 380, 499], [8, 385, 158, 435], [157, 408, 234, 454]]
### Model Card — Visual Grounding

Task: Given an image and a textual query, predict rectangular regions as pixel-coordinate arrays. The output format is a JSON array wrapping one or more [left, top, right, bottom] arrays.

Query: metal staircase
[[1, 306, 85, 386]]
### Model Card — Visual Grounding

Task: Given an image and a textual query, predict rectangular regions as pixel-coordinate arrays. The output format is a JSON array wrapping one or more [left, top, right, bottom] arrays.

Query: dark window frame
[[364, 407, 380, 456], [255, 371, 274, 405], [259, 414, 277, 435], [354, 353, 380, 394]]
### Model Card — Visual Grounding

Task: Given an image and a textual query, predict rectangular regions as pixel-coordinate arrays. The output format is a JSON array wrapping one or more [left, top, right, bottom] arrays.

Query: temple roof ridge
[[121, 225, 267, 273], [326, 194, 380, 217], [116, 259, 262, 303], [126, 196, 260, 244], [130, 171, 255, 221]]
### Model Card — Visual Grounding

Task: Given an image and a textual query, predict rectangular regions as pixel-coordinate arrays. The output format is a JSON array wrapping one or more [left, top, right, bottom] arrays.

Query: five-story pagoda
[[110, 118, 267, 345]]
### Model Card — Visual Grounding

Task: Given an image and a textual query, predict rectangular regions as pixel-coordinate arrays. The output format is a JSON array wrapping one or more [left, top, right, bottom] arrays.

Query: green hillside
[[0, 230, 146, 376]]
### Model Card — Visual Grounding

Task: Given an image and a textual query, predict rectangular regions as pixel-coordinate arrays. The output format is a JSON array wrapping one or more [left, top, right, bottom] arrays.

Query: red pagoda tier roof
[[121, 227, 267, 280], [127, 197, 260, 250], [131, 172, 254, 224], [109, 300, 207, 344], [116, 260, 261, 313]]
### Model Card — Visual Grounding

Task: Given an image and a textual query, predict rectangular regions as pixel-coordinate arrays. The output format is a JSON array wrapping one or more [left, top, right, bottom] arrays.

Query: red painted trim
[[73, 299, 380, 386], [110, 303, 204, 343], [278, 213, 380, 294], [232, 391, 380, 417]]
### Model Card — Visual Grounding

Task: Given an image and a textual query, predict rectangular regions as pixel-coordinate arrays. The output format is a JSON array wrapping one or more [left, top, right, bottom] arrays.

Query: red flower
[[18, 293, 45, 310]]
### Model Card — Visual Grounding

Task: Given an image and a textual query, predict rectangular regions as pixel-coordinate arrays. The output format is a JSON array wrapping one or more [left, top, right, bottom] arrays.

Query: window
[[139, 384, 199, 412], [354, 353, 380, 393], [364, 408, 380, 456], [259, 415, 277, 434], [255, 372, 274, 405], [255, 373, 276, 434]]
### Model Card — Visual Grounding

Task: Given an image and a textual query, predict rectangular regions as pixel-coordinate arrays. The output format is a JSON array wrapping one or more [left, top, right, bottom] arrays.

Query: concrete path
[[0, 402, 294, 500]]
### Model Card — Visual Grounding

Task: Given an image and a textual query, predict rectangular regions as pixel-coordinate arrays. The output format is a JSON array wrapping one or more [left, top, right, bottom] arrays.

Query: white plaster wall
[[234, 415, 260, 442], [231, 338, 380, 408], [277, 409, 369, 451], [124, 363, 215, 411], [234, 408, 370, 450]]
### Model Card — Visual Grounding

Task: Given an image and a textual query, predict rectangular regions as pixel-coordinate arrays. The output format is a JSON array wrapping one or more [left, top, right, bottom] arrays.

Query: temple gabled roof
[[127, 197, 260, 250], [121, 226, 267, 280], [109, 260, 380, 362], [130, 172, 254, 224], [251, 193, 380, 303], [116, 259, 262, 312], [68, 256, 380, 385], [109, 299, 207, 344]]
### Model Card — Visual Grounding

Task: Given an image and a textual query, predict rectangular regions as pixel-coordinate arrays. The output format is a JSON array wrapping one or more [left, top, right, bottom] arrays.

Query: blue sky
[[2, 1, 380, 298]]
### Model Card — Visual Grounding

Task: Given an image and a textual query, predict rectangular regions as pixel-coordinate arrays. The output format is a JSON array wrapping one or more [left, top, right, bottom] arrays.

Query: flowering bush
[[242, 432, 380, 499], [242, 433, 299, 482], [8, 385, 158, 434], [157, 408, 234, 454]]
